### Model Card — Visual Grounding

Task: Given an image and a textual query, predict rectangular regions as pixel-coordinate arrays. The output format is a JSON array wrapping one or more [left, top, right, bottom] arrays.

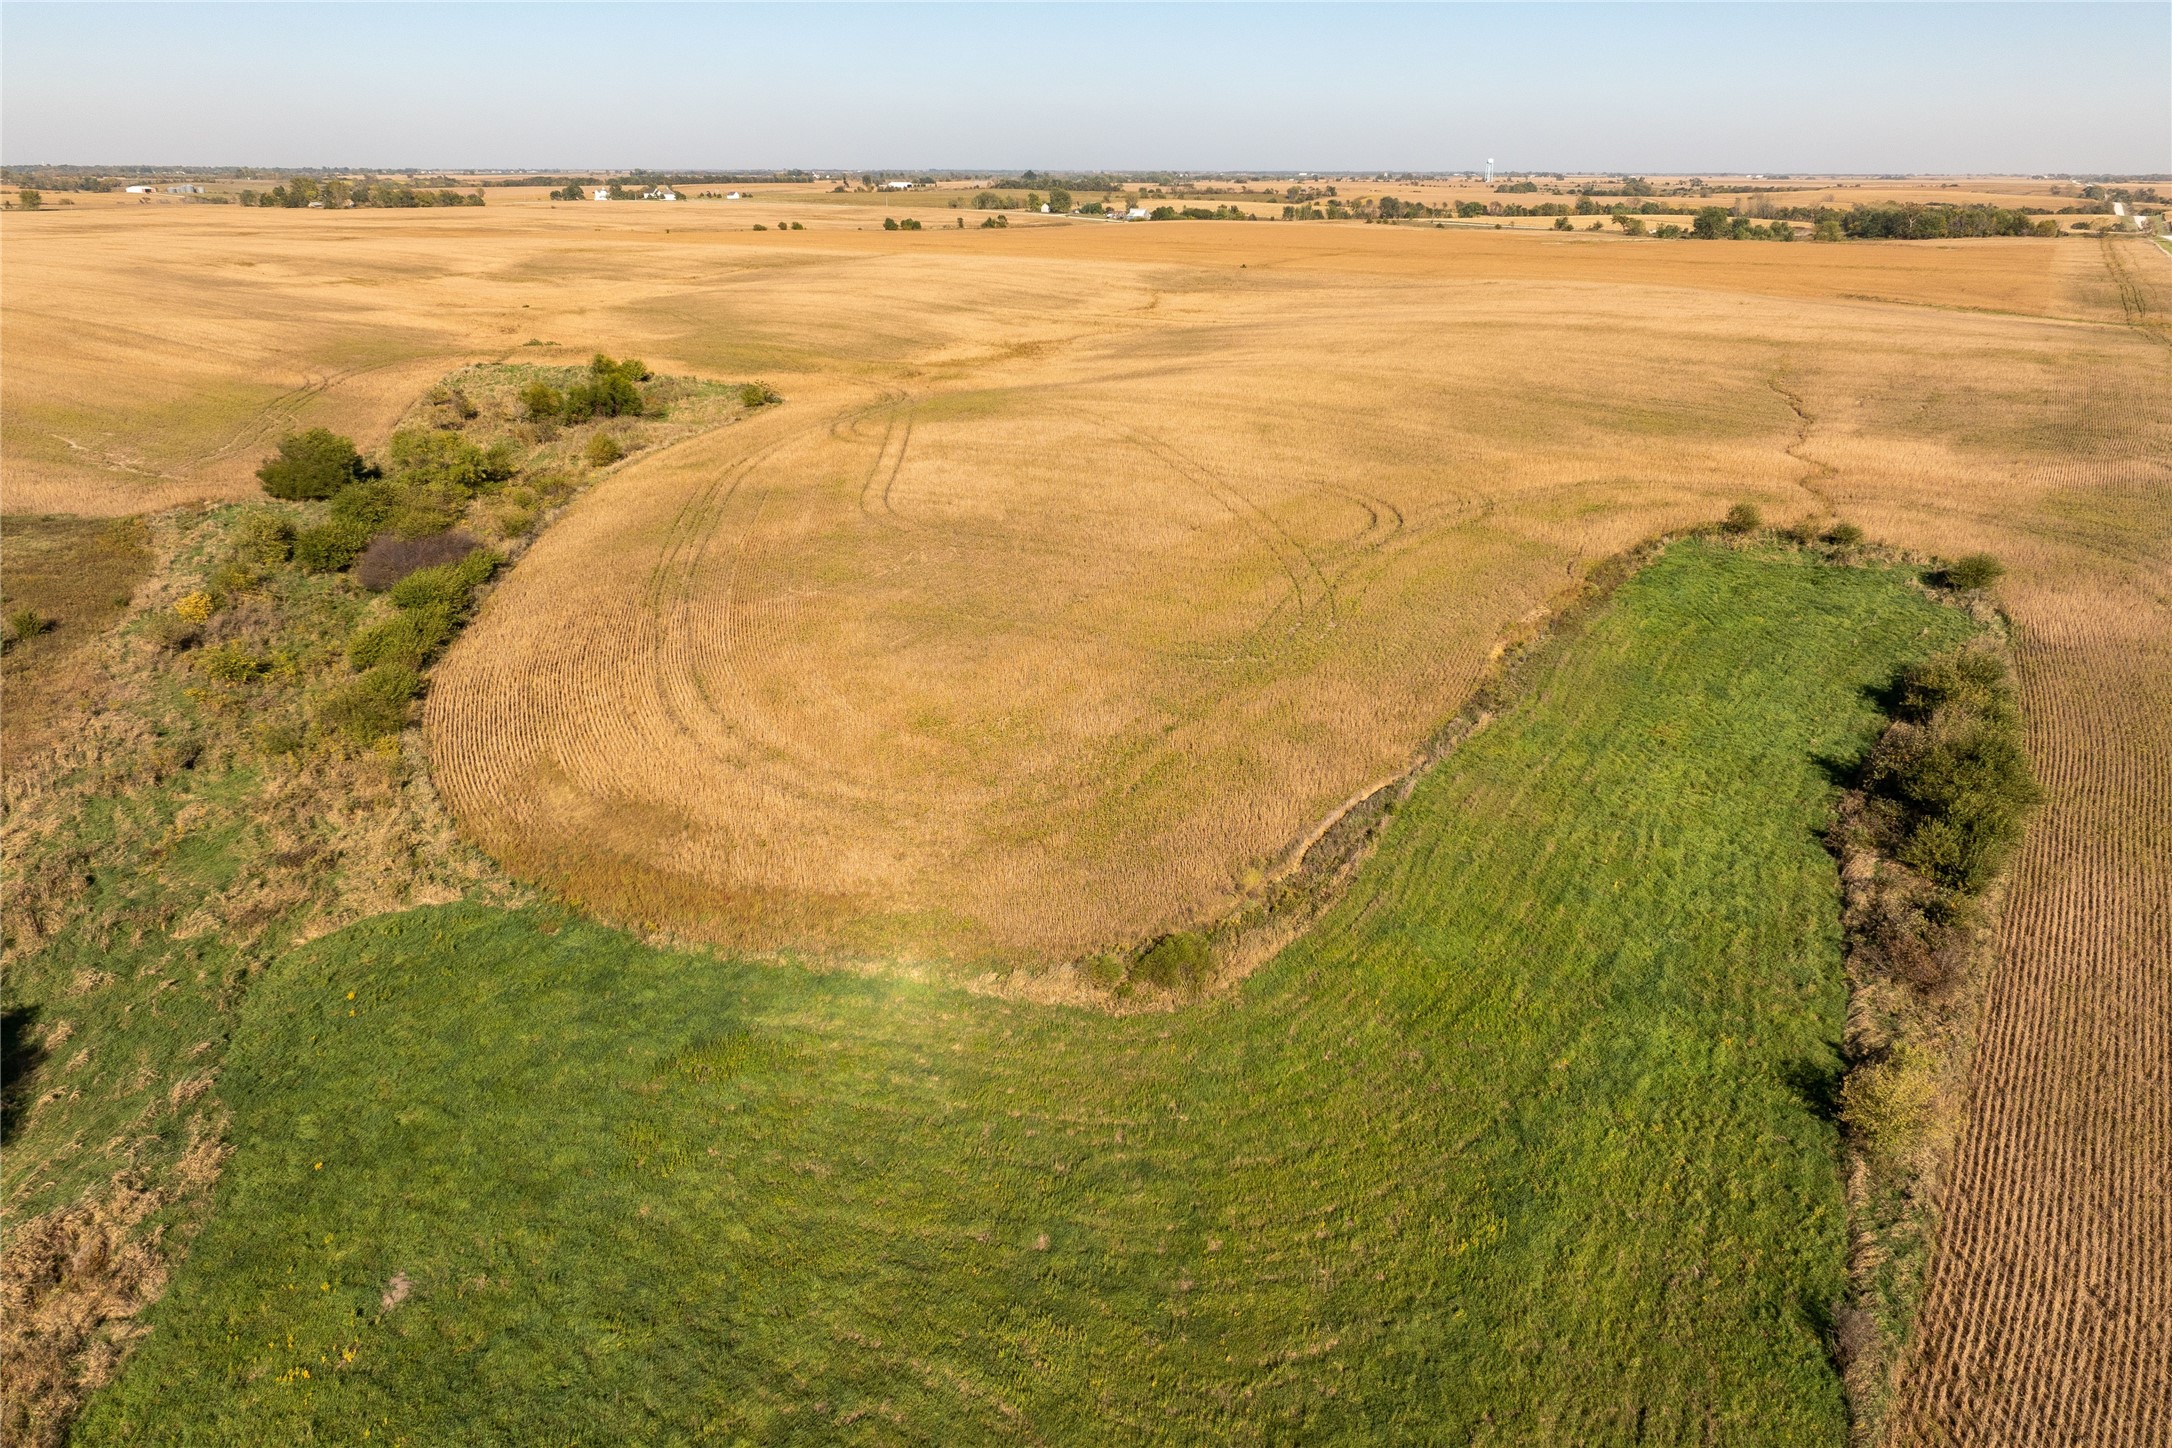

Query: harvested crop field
[[5, 201, 2169, 1438], [407, 225, 2168, 972]]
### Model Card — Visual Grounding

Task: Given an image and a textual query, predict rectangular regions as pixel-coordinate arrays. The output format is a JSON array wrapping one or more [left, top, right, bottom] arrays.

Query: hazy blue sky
[[3, 3, 2165, 173]]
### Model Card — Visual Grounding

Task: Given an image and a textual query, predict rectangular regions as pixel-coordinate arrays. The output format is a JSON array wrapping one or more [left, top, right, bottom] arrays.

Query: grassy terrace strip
[[78, 544, 1972, 1445]]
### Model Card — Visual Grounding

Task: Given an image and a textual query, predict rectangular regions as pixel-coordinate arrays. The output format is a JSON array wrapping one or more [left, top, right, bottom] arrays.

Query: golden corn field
[[4, 196, 2168, 1439]]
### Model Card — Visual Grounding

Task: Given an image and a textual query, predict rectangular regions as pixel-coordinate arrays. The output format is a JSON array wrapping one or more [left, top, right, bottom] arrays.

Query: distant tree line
[[971, 188, 1079, 213], [986, 171, 1158, 192], [1828, 204, 2057, 239], [241, 177, 483, 209], [1348, 194, 2066, 240], [1150, 205, 1255, 221]]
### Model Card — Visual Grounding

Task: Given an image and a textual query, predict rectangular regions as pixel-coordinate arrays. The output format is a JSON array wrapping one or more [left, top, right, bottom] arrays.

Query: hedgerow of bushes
[[1828, 630, 2037, 1432]]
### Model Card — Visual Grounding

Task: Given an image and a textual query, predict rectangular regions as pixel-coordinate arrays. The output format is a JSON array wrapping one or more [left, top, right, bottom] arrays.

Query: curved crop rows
[[430, 238, 2172, 974]]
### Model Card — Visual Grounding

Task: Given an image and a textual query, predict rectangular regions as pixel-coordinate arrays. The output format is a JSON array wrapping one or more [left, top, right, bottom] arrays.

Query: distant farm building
[[124, 185, 154, 194], [885, 180, 914, 190], [166, 184, 205, 195], [592, 189, 611, 202]]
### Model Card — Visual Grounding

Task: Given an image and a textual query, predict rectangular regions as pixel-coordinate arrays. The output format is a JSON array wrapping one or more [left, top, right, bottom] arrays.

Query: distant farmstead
[[592, 188, 611, 202], [885, 180, 914, 191], [124, 185, 154, 194]]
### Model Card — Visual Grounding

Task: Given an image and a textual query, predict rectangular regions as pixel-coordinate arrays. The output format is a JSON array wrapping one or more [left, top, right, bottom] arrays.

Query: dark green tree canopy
[[256, 428, 370, 501]]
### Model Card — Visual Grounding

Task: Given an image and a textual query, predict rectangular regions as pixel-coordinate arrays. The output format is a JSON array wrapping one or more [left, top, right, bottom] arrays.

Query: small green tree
[[18, 189, 42, 210], [521, 381, 564, 420], [585, 432, 624, 466], [883, 216, 899, 231], [1942, 553, 2005, 591], [1722, 502, 1763, 534], [1841, 1044, 1936, 1160], [293, 520, 372, 573], [1814, 215, 1844, 243], [1824, 521, 1865, 547], [1692, 206, 1731, 240], [257, 428, 370, 501]]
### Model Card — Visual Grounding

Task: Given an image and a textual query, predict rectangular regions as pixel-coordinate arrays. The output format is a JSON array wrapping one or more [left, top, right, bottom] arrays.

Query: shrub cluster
[[1861, 647, 2038, 894], [320, 547, 497, 743], [317, 663, 424, 744], [1130, 932, 1212, 991], [288, 428, 513, 544], [1834, 644, 2035, 1152], [1083, 930, 1217, 998], [294, 520, 373, 573], [516, 356, 650, 423], [256, 428, 372, 501], [1940, 553, 2004, 591], [565, 355, 649, 420], [1721, 502, 1762, 534]]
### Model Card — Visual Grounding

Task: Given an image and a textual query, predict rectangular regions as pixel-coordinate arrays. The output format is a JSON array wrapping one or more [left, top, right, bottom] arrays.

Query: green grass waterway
[[79, 544, 1973, 1445]]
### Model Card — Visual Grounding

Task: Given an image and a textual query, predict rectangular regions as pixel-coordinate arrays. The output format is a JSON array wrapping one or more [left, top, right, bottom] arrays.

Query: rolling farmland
[[3, 197, 2168, 1440], [77, 546, 1967, 1444]]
